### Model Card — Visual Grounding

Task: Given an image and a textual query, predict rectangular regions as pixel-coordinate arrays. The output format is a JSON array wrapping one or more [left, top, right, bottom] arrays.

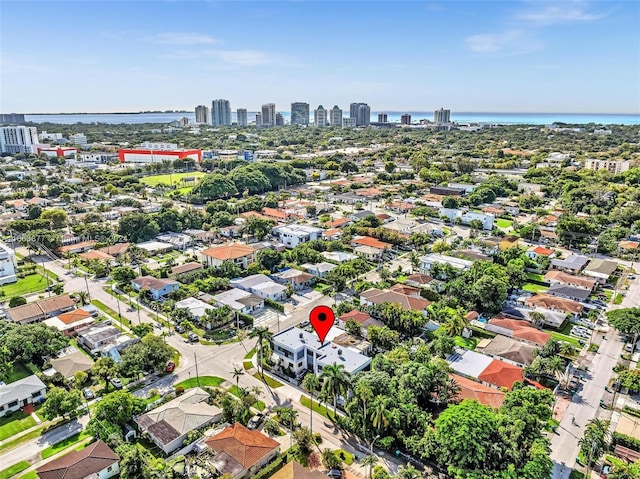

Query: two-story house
[[201, 243, 256, 269], [131, 276, 179, 300]]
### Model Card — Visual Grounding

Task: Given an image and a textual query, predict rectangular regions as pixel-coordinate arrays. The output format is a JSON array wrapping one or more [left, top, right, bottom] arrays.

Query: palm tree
[[396, 463, 421, 479], [354, 381, 373, 437], [321, 364, 351, 417], [544, 356, 567, 384], [361, 454, 379, 479], [249, 327, 273, 377], [369, 395, 390, 434], [529, 311, 546, 330], [579, 418, 611, 473], [76, 291, 89, 306], [231, 366, 244, 391], [408, 251, 420, 273], [443, 310, 467, 337], [302, 373, 320, 435]]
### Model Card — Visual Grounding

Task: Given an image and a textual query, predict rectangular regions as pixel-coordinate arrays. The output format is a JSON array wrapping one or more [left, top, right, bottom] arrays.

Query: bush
[[612, 432, 640, 452], [265, 298, 285, 312], [174, 386, 185, 396], [251, 452, 289, 479]]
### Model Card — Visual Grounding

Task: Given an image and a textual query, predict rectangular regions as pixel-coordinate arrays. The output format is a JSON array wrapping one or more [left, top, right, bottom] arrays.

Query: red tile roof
[[132, 276, 178, 290], [325, 218, 351, 228], [530, 246, 554, 256], [36, 440, 119, 479], [262, 207, 288, 220], [57, 309, 91, 325], [339, 310, 373, 324], [78, 250, 114, 261], [478, 360, 524, 390], [351, 236, 392, 250], [322, 228, 342, 238], [451, 374, 505, 408], [544, 271, 596, 290], [488, 317, 551, 346], [202, 243, 255, 261], [205, 423, 279, 469], [525, 293, 583, 314]]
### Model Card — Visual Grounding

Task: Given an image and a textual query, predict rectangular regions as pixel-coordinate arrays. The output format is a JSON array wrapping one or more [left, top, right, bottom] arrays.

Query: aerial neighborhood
[[0, 113, 639, 479]]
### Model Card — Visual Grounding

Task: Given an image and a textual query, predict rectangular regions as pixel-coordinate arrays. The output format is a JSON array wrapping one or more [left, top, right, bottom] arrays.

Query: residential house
[[430, 186, 465, 196], [477, 360, 525, 390], [476, 336, 537, 367], [322, 228, 343, 240], [324, 218, 351, 229], [300, 262, 337, 278], [487, 318, 551, 346], [419, 253, 472, 274], [175, 297, 213, 323], [49, 350, 94, 380], [348, 210, 375, 222], [230, 274, 287, 301], [136, 241, 174, 255], [544, 271, 596, 291], [184, 228, 216, 244], [448, 348, 524, 391], [271, 461, 327, 479], [0, 375, 47, 417], [482, 206, 505, 216], [211, 288, 265, 315], [451, 374, 505, 408], [78, 250, 116, 264], [502, 202, 520, 215], [525, 246, 554, 261], [381, 218, 417, 235], [338, 310, 384, 337], [550, 254, 590, 274], [499, 236, 520, 251], [524, 294, 583, 317], [501, 305, 566, 329], [136, 387, 222, 454], [205, 423, 280, 479], [273, 269, 315, 290], [0, 243, 17, 285], [36, 440, 120, 479], [43, 308, 96, 335], [547, 284, 591, 302], [404, 273, 437, 289], [272, 327, 371, 377], [131, 276, 179, 300], [272, 224, 322, 248], [76, 324, 137, 360], [97, 243, 130, 258], [56, 240, 97, 255], [439, 208, 494, 230], [201, 243, 256, 269], [7, 294, 76, 324], [171, 262, 204, 277], [360, 287, 431, 313], [321, 251, 358, 263], [583, 258, 618, 284]]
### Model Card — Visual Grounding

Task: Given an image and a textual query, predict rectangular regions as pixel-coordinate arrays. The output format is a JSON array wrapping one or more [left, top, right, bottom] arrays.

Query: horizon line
[[15, 110, 640, 116]]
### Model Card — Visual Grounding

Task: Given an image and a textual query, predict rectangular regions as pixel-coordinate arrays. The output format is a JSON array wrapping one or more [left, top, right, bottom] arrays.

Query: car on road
[[83, 388, 95, 399], [298, 320, 310, 329], [110, 378, 123, 389], [166, 361, 175, 372], [188, 332, 199, 343], [247, 413, 265, 430], [175, 325, 185, 333]]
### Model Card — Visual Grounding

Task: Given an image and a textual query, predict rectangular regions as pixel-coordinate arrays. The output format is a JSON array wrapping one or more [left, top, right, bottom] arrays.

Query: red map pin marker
[[309, 305, 335, 345]]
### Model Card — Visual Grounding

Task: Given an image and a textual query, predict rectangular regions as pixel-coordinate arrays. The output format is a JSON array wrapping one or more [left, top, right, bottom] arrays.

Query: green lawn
[[5, 362, 32, 384], [254, 400, 266, 411], [0, 273, 49, 298], [548, 331, 580, 347], [614, 293, 624, 304], [526, 272, 546, 282], [253, 373, 283, 388], [91, 300, 131, 326], [174, 376, 224, 390], [17, 472, 37, 479], [522, 282, 549, 293], [140, 172, 206, 187], [243, 361, 253, 370], [300, 396, 336, 421], [244, 349, 256, 360], [0, 411, 36, 441], [41, 432, 92, 459], [454, 336, 478, 350], [0, 427, 43, 453], [0, 461, 30, 479], [495, 219, 513, 229], [335, 449, 355, 466]]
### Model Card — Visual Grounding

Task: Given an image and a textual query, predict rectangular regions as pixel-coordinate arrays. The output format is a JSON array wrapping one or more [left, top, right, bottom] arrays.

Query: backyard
[[495, 219, 513, 229], [0, 273, 49, 298], [140, 172, 206, 187]]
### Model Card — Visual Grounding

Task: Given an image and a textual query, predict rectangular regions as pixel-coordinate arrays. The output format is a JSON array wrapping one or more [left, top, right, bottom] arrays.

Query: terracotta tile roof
[[466, 311, 480, 321], [202, 243, 255, 261], [478, 360, 524, 390], [36, 440, 119, 479], [57, 309, 91, 325], [525, 293, 583, 314], [78, 250, 114, 261], [360, 288, 431, 311], [451, 374, 505, 408], [351, 236, 392, 250], [132, 276, 178, 291], [544, 271, 596, 290], [488, 317, 551, 345], [389, 283, 421, 296], [483, 206, 505, 215], [262, 207, 288, 219], [376, 213, 391, 221], [38, 295, 76, 314], [240, 211, 271, 221], [619, 240, 640, 250], [358, 187, 383, 197], [206, 423, 279, 469], [97, 243, 130, 256], [171, 262, 204, 276], [530, 246, 554, 256], [325, 218, 351, 228], [339, 310, 373, 324], [540, 230, 558, 238], [404, 273, 434, 285], [57, 240, 97, 254], [271, 461, 328, 479], [322, 228, 343, 238]]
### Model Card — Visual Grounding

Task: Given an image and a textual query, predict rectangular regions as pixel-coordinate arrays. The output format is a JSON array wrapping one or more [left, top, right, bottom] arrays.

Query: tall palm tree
[[76, 291, 89, 306], [361, 454, 379, 479], [529, 311, 546, 330], [249, 327, 273, 377], [369, 395, 391, 434], [579, 418, 611, 472], [443, 310, 467, 337], [302, 373, 320, 435], [408, 251, 420, 273], [354, 381, 374, 437], [396, 463, 421, 479], [321, 363, 351, 417], [231, 366, 244, 390]]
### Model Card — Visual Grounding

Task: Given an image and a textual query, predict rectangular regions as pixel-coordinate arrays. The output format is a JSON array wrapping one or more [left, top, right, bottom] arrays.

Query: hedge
[[265, 298, 285, 313], [250, 450, 290, 479], [612, 432, 640, 452]]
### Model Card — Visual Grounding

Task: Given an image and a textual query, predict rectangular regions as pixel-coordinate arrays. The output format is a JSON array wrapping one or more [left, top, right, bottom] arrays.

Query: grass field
[[0, 460, 30, 479], [253, 373, 283, 388], [0, 427, 43, 454], [174, 376, 224, 390], [614, 293, 624, 304], [523, 282, 549, 293], [140, 172, 206, 187], [300, 396, 336, 421], [526, 272, 546, 282], [17, 472, 37, 479], [0, 411, 36, 442], [41, 432, 92, 459], [0, 273, 49, 298], [495, 219, 513, 229], [548, 331, 580, 347], [454, 336, 478, 350], [5, 362, 32, 384]]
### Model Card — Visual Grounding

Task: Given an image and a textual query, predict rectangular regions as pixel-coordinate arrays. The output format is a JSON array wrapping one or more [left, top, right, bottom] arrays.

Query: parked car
[[298, 320, 310, 329], [166, 361, 175, 372], [247, 413, 265, 430], [327, 470, 343, 479], [188, 332, 199, 343], [110, 378, 123, 389], [83, 388, 95, 399], [175, 325, 185, 333]]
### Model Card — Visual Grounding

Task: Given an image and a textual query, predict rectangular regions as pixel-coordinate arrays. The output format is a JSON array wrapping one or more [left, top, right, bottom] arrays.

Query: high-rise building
[[350, 103, 370, 126], [237, 109, 248, 127], [69, 133, 88, 148], [195, 105, 209, 124], [0, 114, 26, 124], [275, 113, 285, 126], [0, 126, 38, 154], [290, 102, 310, 126], [378, 113, 388, 123], [329, 106, 342, 127], [261, 103, 276, 127], [255, 112, 263, 126], [314, 106, 327, 126], [342, 118, 357, 128], [211, 99, 232, 126], [401, 114, 411, 125], [434, 108, 451, 123]]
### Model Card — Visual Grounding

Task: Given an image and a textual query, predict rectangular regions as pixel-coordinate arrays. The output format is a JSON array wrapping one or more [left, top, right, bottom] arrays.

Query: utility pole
[[194, 353, 200, 387]]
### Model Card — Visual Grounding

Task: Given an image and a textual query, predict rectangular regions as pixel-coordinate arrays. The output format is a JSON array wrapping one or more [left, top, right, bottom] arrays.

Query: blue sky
[[1, 1, 639, 113]]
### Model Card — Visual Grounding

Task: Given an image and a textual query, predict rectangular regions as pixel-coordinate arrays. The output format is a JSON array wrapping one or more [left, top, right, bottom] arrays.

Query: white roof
[[421, 253, 473, 269], [301, 262, 337, 274], [175, 297, 212, 317], [137, 241, 174, 252], [273, 224, 322, 236], [321, 251, 358, 263], [212, 288, 263, 311], [447, 348, 494, 379], [230, 274, 272, 289], [0, 375, 46, 405]]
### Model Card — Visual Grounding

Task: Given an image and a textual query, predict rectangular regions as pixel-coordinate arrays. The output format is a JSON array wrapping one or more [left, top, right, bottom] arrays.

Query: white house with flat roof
[[272, 224, 322, 248], [211, 288, 264, 315], [175, 297, 213, 322], [230, 274, 287, 301], [0, 243, 17, 285], [439, 208, 494, 230], [272, 327, 371, 378], [419, 253, 473, 273]]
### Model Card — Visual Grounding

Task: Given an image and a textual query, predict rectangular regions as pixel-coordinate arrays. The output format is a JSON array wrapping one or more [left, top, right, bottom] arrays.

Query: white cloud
[[162, 48, 286, 68], [148, 32, 218, 45], [516, 1, 604, 26], [465, 30, 541, 55]]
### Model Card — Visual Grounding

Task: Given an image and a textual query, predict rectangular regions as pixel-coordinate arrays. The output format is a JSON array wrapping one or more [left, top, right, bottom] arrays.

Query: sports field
[[140, 171, 206, 187]]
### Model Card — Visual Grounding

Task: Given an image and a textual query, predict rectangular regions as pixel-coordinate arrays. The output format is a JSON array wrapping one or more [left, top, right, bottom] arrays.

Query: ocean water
[[24, 111, 639, 125]]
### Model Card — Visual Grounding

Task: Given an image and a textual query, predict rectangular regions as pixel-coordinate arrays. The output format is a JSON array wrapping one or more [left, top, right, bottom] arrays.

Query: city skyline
[[1, 1, 639, 114]]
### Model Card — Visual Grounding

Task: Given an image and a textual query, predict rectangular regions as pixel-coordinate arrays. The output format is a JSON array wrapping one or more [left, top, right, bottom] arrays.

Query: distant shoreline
[[17, 111, 637, 116]]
